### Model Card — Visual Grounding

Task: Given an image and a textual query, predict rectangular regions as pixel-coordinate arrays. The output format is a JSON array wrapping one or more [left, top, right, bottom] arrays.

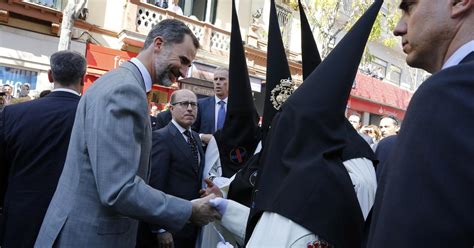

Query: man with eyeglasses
[[138, 89, 205, 248]]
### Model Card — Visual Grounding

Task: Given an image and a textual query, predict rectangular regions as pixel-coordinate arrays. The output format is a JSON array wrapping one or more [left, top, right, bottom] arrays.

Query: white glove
[[209, 197, 228, 216]]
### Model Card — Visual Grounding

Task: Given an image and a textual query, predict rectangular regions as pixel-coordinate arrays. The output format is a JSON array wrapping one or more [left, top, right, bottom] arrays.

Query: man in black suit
[[154, 109, 172, 130], [0, 50, 86, 247], [374, 134, 397, 180], [138, 89, 204, 248], [378, 115, 399, 139], [366, 0, 474, 247], [193, 67, 228, 144]]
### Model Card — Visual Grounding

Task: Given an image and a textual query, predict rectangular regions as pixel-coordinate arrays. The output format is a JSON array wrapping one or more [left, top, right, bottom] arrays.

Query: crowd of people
[[152, 0, 183, 16], [348, 113, 400, 148], [1, 0, 474, 247], [0, 84, 52, 112]]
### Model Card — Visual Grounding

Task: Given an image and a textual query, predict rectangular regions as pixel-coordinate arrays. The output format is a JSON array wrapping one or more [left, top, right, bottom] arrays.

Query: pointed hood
[[298, 0, 376, 162], [298, 0, 322, 79], [248, 1, 384, 246], [261, 0, 292, 137], [284, 0, 383, 147], [227, 0, 293, 201], [214, 0, 260, 177]]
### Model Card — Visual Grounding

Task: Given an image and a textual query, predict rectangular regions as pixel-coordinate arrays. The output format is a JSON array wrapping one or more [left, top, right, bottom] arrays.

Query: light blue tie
[[216, 100, 226, 130]]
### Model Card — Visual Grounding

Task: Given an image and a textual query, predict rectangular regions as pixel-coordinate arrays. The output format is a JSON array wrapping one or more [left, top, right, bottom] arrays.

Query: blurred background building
[[0, 0, 428, 123]]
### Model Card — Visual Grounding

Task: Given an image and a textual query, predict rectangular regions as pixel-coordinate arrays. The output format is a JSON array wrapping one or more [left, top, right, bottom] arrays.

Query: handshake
[[189, 178, 228, 226], [189, 194, 221, 226]]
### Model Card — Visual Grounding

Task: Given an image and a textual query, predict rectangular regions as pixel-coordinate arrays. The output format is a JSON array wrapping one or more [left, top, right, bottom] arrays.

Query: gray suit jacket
[[34, 62, 192, 247]]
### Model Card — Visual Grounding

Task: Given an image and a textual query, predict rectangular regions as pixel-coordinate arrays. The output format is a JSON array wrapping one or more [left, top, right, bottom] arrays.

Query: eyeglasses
[[172, 101, 198, 109]]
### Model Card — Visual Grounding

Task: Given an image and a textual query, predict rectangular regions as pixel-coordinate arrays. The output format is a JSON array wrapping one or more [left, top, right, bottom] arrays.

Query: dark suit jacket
[[137, 122, 204, 248], [0, 91, 80, 247], [367, 53, 474, 247], [155, 110, 172, 130], [374, 135, 397, 180], [193, 96, 216, 134], [150, 116, 158, 130]]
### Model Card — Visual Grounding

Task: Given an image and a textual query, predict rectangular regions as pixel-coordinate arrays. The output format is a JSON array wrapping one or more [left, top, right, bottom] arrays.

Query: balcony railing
[[135, 2, 230, 54], [23, 0, 65, 10], [130, 0, 302, 80]]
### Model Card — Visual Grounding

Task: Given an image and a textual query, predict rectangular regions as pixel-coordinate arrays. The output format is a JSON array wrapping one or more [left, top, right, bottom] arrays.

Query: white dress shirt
[[130, 58, 152, 92], [247, 158, 376, 247], [52, 88, 81, 96], [442, 40, 474, 70]]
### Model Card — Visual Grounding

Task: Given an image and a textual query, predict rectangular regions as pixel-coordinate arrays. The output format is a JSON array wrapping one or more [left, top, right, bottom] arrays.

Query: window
[[369, 57, 387, 80], [387, 64, 402, 85]]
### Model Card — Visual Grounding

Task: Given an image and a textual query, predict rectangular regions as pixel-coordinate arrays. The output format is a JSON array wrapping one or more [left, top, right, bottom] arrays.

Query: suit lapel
[[211, 97, 216, 133], [192, 131, 205, 180], [460, 52, 474, 64], [121, 61, 147, 93], [207, 97, 216, 133], [168, 123, 193, 161], [193, 131, 204, 161]]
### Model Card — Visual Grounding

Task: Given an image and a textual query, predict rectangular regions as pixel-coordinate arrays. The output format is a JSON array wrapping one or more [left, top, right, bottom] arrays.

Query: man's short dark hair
[[39, 90, 51, 98], [50, 51, 87, 86], [383, 115, 400, 126], [170, 91, 177, 104], [143, 19, 200, 50]]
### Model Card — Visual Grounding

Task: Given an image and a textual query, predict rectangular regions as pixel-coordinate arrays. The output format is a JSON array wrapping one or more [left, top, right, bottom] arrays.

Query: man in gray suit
[[35, 19, 221, 248]]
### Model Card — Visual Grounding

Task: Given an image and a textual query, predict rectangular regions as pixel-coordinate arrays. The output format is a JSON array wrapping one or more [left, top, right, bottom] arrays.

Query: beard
[[153, 48, 174, 87], [156, 66, 173, 87]]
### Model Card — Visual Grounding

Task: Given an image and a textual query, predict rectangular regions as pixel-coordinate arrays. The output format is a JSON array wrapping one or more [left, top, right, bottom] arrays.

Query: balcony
[[0, 0, 64, 37], [23, 0, 65, 10], [132, 0, 230, 56], [126, 0, 302, 81]]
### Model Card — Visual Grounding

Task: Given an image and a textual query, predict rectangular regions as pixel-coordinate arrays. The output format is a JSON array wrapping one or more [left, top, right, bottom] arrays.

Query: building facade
[[1, 0, 421, 122]]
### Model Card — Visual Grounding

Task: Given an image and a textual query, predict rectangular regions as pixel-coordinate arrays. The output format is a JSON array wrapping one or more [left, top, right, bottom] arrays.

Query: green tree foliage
[[289, 0, 400, 62]]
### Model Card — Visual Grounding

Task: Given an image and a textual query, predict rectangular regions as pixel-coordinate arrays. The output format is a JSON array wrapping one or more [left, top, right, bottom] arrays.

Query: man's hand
[[156, 231, 173, 248], [199, 178, 223, 198], [200, 134, 212, 144], [190, 193, 222, 226]]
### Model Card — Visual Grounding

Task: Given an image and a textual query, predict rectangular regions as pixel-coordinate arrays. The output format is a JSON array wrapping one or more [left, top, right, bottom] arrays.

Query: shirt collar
[[171, 119, 191, 134], [130, 58, 152, 92], [442, 40, 474, 70], [52, 88, 81, 96], [215, 96, 228, 104]]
